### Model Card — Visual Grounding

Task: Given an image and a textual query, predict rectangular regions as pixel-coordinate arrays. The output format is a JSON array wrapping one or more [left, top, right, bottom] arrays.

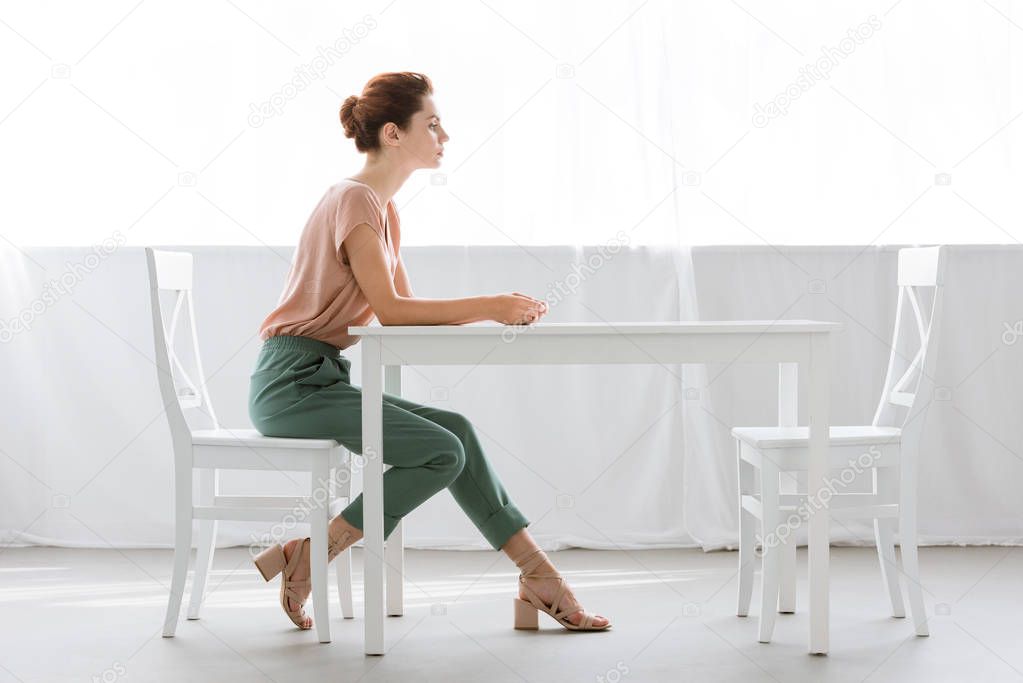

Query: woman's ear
[[381, 122, 401, 147]]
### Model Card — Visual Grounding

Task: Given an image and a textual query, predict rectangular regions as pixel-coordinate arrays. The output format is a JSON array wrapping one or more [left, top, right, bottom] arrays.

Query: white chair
[[147, 247, 369, 643], [733, 246, 945, 643]]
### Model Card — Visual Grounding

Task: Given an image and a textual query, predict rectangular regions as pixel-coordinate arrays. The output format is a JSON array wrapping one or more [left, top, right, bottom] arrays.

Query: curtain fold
[[3, 245, 1022, 551]]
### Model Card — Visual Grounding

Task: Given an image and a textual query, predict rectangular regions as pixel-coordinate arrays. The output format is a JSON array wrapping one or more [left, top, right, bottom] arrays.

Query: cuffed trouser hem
[[478, 502, 530, 550], [383, 514, 402, 541], [342, 504, 526, 550]]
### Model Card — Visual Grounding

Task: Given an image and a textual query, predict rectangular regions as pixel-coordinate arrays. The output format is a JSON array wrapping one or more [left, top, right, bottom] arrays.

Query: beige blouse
[[258, 179, 401, 350]]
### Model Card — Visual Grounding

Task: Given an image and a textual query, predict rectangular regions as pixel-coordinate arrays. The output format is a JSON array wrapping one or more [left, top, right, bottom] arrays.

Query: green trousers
[[247, 334, 529, 550]]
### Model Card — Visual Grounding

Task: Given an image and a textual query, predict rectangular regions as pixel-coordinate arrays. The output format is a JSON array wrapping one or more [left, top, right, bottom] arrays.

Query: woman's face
[[400, 95, 449, 169]]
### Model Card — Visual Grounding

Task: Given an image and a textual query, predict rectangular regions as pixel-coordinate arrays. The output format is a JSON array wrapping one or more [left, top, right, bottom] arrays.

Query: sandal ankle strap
[[327, 528, 354, 558], [512, 547, 549, 575]]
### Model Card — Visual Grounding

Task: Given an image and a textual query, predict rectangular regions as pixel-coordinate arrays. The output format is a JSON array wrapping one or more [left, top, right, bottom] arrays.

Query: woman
[[248, 72, 610, 633]]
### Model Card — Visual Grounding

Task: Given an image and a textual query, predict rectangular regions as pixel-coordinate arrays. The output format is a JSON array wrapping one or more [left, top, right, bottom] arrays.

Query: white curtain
[[3, 245, 1023, 551]]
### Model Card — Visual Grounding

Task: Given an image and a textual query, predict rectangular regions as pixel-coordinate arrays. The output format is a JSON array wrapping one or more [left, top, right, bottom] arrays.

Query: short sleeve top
[[257, 179, 401, 350]]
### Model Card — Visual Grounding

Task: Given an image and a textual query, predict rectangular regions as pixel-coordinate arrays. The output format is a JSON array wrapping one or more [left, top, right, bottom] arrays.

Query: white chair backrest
[[871, 246, 946, 428], [145, 248, 220, 434]]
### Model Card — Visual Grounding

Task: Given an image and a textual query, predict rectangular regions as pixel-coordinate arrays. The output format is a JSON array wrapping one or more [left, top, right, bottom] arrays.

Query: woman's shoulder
[[328, 178, 385, 206], [328, 179, 398, 222], [326, 180, 397, 238]]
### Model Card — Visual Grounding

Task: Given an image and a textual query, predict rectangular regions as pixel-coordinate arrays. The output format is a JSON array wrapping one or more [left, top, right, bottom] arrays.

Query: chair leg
[[758, 456, 782, 643], [311, 461, 332, 643], [904, 462, 928, 638], [899, 526, 928, 635], [874, 465, 905, 618], [874, 518, 905, 618], [163, 466, 193, 638], [336, 548, 355, 619], [736, 443, 755, 617], [386, 519, 404, 617], [777, 470, 799, 614], [778, 528, 797, 614], [187, 469, 218, 620], [330, 458, 355, 619]]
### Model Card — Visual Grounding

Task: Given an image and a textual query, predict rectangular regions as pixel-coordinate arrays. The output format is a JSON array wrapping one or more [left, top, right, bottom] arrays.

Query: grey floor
[[0, 545, 1020, 682]]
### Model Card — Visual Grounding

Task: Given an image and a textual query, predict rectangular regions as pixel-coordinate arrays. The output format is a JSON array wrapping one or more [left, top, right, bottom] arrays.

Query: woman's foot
[[280, 538, 312, 629], [518, 554, 610, 629], [277, 516, 362, 629], [327, 514, 363, 561]]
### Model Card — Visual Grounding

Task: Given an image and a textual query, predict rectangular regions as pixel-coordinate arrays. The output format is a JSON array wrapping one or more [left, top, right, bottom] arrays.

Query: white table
[[349, 321, 841, 655]]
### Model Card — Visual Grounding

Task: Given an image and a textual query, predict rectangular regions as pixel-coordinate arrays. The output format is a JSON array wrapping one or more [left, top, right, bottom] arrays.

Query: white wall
[[2, 0, 1021, 248]]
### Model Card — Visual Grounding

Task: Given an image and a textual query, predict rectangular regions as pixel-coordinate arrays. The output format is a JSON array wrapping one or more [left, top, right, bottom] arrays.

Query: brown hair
[[339, 72, 434, 153]]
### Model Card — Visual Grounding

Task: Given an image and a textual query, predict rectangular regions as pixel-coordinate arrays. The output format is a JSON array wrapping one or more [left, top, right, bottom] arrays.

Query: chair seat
[[731, 425, 901, 449], [192, 428, 341, 449]]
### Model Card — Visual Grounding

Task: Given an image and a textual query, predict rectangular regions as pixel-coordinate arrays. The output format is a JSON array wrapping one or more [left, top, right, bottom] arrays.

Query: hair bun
[[339, 95, 360, 139]]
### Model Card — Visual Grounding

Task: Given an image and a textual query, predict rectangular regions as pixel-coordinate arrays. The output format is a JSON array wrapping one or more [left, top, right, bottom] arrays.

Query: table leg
[[806, 334, 831, 654], [384, 365, 404, 617], [778, 363, 798, 615], [362, 338, 385, 655]]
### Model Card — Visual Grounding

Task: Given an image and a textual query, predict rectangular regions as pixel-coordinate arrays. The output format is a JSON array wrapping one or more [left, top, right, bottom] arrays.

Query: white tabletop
[[350, 320, 843, 336]]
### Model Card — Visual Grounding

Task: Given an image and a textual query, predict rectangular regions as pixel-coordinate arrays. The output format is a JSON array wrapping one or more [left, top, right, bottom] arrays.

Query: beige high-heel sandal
[[512, 547, 611, 632], [253, 537, 313, 630], [252, 526, 357, 630]]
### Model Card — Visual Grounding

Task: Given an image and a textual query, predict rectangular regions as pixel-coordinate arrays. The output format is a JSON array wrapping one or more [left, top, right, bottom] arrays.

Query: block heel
[[253, 543, 287, 582], [514, 598, 539, 630]]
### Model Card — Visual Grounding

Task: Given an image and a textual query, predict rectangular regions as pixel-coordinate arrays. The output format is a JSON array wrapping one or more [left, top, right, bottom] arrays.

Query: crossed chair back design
[[147, 247, 359, 643], [733, 246, 945, 643]]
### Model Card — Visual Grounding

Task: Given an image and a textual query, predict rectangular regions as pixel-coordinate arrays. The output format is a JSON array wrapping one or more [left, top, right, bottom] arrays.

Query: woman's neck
[[348, 157, 413, 206]]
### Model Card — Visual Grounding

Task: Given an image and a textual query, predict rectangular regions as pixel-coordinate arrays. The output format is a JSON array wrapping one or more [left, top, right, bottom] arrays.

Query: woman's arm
[[393, 254, 414, 298], [392, 254, 502, 325], [347, 223, 495, 325]]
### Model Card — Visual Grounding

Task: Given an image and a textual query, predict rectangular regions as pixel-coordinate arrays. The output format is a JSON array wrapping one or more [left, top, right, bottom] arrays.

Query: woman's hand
[[490, 292, 549, 325]]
